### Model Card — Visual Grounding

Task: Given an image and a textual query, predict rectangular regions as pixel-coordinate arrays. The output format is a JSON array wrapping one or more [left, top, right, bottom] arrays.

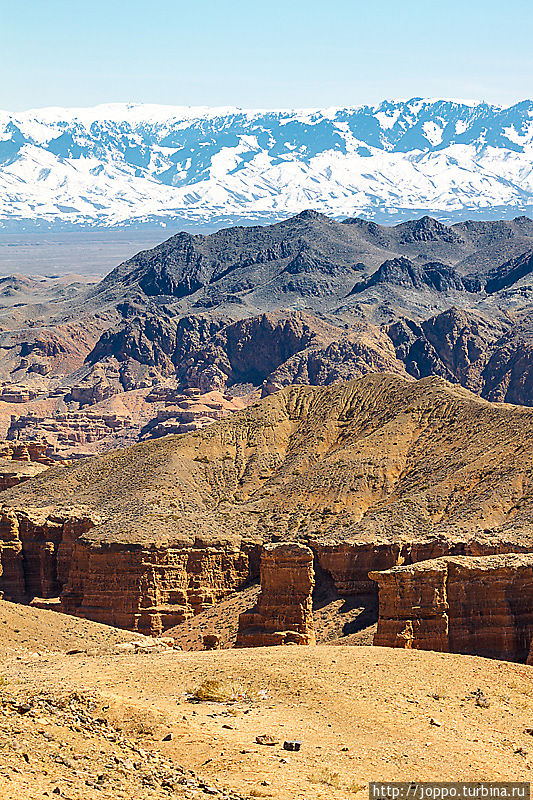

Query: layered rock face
[[141, 388, 249, 439], [311, 539, 524, 595], [236, 543, 315, 647], [0, 508, 96, 601], [0, 442, 57, 491], [63, 539, 254, 636], [7, 411, 131, 457], [0, 385, 46, 403], [371, 554, 533, 661], [0, 505, 255, 634], [0, 441, 57, 465], [0, 460, 49, 492]]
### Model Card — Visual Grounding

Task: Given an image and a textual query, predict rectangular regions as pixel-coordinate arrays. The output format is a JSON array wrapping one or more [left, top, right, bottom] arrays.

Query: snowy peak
[[1, 98, 533, 230]]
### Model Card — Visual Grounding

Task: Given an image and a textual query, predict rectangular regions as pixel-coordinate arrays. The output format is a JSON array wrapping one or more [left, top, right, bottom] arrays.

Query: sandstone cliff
[[236, 543, 315, 647], [3, 374, 533, 633], [370, 553, 533, 661]]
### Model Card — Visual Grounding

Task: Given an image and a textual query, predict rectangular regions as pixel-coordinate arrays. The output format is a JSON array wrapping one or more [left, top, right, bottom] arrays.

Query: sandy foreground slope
[[0, 601, 532, 800]]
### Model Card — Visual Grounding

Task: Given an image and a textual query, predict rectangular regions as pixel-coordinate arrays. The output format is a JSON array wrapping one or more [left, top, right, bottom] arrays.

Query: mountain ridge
[[1, 98, 533, 230]]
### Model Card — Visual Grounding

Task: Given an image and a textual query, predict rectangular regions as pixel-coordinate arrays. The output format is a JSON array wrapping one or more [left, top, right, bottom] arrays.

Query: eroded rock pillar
[[236, 542, 315, 647]]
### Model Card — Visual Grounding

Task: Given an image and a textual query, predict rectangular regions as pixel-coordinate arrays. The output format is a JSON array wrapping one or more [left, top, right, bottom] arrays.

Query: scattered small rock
[[430, 718, 441, 727], [163, 733, 173, 741], [283, 740, 301, 751], [473, 689, 490, 708], [255, 733, 279, 746]]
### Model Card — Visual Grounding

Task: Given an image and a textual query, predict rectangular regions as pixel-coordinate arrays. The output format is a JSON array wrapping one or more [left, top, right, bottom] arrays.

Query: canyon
[[2, 374, 533, 646], [2, 213, 533, 656]]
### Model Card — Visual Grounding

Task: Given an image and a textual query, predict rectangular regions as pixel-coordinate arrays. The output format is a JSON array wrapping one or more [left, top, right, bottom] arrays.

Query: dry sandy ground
[[0, 601, 533, 800]]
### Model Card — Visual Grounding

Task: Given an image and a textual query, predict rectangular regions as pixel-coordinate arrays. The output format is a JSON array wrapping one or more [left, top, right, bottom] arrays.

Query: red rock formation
[[0, 509, 96, 601], [0, 441, 57, 465], [62, 539, 254, 635], [312, 538, 530, 596], [0, 440, 56, 491], [236, 543, 315, 647], [0, 502, 257, 635], [0, 460, 49, 491], [371, 553, 533, 661], [142, 390, 249, 439], [3, 375, 533, 637], [313, 541, 402, 594], [7, 411, 131, 457]]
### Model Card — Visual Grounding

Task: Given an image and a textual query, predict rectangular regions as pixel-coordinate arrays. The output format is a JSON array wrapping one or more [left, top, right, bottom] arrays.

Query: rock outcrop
[[0, 441, 57, 465], [385, 307, 533, 406], [0, 459, 49, 491], [0, 504, 256, 634], [236, 543, 315, 647], [175, 312, 408, 394], [7, 411, 131, 457], [0, 385, 46, 403], [141, 388, 249, 439], [371, 554, 533, 661], [349, 257, 481, 295], [62, 537, 255, 635], [0, 442, 57, 492], [0, 508, 97, 601]]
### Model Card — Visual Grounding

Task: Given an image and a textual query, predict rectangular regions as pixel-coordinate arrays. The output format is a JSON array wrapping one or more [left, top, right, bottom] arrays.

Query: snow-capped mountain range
[[1, 98, 532, 230]]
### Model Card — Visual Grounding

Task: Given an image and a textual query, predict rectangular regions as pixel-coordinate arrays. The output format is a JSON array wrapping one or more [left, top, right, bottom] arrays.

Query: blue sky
[[1, 0, 532, 111]]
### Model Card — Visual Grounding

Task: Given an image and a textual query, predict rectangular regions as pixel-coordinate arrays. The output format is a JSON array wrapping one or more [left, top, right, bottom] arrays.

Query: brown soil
[[1, 600, 533, 800]]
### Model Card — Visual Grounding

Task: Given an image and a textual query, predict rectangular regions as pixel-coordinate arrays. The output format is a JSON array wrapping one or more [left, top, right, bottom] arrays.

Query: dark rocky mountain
[[485, 249, 533, 294], [94, 213, 533, 312], [3, 211, 533, 457], [172, 311, 407, 394], [349, 257, 482, 295]]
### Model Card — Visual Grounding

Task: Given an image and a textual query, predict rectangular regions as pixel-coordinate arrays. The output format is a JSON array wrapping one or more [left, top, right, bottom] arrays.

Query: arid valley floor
[[1, 600, 533, 800]]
